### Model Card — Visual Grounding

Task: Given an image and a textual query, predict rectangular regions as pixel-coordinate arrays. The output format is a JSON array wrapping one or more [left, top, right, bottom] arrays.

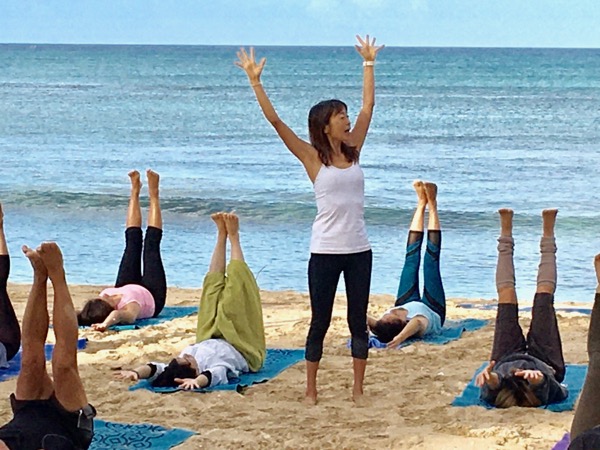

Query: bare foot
[[352, 390, 369, 407], [594, 254, 600, 285], [146, 169, 160, 198], [211, 212, 227, 236], [22, 245, 48, 278], [413, 180, 427, 205], [36, 242, 65, 279], [498, 208, 514, 237], [424, 182, 438, 206], [304, 391, 317, 406], [128, 170, 142, 193], [0, 203, 4, 226], [542, 208, 558, 238], [224, 213, 239, 237]]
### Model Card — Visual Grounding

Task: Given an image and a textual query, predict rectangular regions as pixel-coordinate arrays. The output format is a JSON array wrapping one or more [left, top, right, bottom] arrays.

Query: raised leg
[[126, 170, 142, 229], [115, 172, 144, 287], [570, 255, 600, 439], [0, 205, 21, 360], [305, 254, 343, 405], [38, 243, 88, 411], [15, 246, 53, 401], [209, 212, 227, 273], [422, 183, 446, 324], [395, 181, 426, 305], [146, 169, 162, 230], [490, 209, 526, 362], [527, 209, 565, 381], [224, 213, 244, 262]]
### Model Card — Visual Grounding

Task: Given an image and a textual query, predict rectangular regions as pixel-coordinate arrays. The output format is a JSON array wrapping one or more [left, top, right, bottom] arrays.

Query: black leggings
[[0, 256, 20, 361], [305, 250, 372, 362], [570, 293, 600, 444], [115, 227, 167, 317], [491, 293, 565, 382]]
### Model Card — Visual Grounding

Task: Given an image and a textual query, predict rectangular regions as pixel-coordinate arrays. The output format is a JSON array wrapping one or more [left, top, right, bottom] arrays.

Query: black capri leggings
[[305, 250, 372, 362], [115, 227, 167, 317], [0, 255, 21, 361]]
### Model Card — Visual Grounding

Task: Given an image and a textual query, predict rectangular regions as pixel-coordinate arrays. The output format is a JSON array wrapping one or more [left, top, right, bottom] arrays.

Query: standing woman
[[236, 35, 384, 404]]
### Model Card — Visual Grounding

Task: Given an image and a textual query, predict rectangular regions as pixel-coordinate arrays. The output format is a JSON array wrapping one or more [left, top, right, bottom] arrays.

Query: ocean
[[1, 44, 599, 302]]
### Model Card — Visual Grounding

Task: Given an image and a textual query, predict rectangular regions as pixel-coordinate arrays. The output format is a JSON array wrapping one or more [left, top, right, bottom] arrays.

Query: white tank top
[[310, 163, 371, 254]]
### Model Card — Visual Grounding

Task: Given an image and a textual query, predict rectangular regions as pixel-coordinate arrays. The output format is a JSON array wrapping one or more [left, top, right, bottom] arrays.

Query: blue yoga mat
[[457, 303, 592, 315], [129, 348, 304, 393], [80, 306, 198, 331], [0, 338, 88, 382], [352, 319, 489, 349], [452, 363, 588, 412], [91, 419, 195, 450]]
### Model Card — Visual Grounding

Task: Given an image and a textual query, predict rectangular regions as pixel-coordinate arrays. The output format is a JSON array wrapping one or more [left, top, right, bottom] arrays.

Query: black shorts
[[0, 394, 95, 450]]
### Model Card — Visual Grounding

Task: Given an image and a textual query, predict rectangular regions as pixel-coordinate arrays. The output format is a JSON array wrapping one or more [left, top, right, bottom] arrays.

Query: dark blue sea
[[1, 44, 599, 301]]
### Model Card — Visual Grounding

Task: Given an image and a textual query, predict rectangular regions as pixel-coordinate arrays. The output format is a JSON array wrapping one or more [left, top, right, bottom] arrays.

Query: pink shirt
[[99, 284, 155, 319]]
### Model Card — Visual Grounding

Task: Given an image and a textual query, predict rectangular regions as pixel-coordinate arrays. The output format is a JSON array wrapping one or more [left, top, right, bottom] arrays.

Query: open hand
[[475, 361, 497, 387], [235, 47, 266, 84], [91, 323, 108, 332], [114, 370, 139, 381], [514, 369, 544, 385], [175, 377, 200, 390], [355, 35, 385, 62]]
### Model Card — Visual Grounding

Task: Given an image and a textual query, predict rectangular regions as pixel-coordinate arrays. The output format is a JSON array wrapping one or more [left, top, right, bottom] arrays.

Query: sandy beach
[[0, 283, 591, 449]]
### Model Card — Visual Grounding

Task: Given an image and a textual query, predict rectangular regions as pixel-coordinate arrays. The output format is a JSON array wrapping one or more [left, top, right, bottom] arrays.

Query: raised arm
[[349, 35, 385, 153], [235, 47, 320, 178]]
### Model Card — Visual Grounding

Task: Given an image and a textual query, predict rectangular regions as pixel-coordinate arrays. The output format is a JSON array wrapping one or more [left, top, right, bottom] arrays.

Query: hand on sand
[[235, 47, 266, 84], [475, 361, 497, 387], [114, 370, 139, 382], [175, 378, 200, 390], [91, 323, 108, 332], [514, 369, 544, 385], [354, 34, 384, 62], [22, 245, 48, 279]]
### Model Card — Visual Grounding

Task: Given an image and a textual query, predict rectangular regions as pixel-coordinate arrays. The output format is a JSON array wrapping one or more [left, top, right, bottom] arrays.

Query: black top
[[480, 352, 568, 406]]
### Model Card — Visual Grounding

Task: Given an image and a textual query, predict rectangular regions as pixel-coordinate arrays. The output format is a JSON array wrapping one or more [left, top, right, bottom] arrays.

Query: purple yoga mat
[[552, 432, 570, 450]]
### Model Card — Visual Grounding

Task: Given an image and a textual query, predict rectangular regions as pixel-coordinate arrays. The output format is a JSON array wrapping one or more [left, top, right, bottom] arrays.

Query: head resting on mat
[[151, 356, 199, 388], [370, 314, 407, 344], [77, 298, 113, 326], [494, 370, 543, 408]]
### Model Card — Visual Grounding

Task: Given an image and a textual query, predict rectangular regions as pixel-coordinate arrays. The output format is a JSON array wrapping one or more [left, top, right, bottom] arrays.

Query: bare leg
[[424, 182, 439, 231], [410, 180, 427, 232], [146, 169, 162, 230], [209, 213, 227, 274], [224, 213, 244, 262], [0, 204, 7, 255], [497, 209, 517, 304], [352, 358, 367, 404], [537, 209, 558, 295], [16, 246, 53, 401], [126, 170, 142, 228], [38, 243, 88, 411], [305, 361, 319, 405]]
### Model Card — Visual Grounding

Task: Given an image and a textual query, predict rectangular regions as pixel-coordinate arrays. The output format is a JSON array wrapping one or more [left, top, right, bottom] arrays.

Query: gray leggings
[[570, 293, 600, 441]]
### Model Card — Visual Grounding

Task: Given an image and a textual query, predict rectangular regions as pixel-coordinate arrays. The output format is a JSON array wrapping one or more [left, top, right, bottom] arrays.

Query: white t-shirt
[[386, 301, 442, 336], [150, 339, 249, 388]]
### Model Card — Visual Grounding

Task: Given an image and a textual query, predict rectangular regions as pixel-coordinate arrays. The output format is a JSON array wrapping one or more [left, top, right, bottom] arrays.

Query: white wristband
[[363, 61, 375, 67]]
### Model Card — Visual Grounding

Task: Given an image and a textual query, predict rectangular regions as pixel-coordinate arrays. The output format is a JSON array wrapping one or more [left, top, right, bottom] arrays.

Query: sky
[[1, 0, 599, 48]]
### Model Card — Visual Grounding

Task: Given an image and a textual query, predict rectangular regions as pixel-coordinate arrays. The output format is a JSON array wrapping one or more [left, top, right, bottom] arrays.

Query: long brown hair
[[494, 373, 543, 408], [308, 99, 358, 166]]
